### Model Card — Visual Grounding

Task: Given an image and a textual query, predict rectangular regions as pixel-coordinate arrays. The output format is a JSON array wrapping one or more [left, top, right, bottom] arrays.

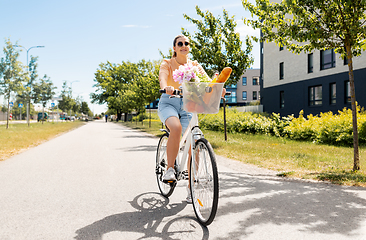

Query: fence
[[236, 105, 263, 113]]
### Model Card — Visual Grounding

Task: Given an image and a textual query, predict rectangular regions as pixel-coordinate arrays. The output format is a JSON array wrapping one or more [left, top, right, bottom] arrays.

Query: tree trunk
[[346, 44, 360, 171], [116, 109, 121, 122]]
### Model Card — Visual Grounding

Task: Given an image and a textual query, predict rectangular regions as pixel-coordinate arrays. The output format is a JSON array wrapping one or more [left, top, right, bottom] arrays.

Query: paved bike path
[[0, 120, 366, 239]]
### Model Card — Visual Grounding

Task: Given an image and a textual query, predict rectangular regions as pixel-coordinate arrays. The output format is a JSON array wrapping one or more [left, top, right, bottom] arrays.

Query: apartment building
[[260, 40, 366, 117], [223, 68, 261, 106]]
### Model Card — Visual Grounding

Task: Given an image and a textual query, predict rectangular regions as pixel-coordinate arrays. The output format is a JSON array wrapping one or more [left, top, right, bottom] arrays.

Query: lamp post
[[14, 45, 45, 126]]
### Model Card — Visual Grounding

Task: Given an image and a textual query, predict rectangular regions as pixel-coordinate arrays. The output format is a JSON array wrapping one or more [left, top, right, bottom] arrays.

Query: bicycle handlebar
[[159, 89, 182, 95], [160, 89, 231, 98]]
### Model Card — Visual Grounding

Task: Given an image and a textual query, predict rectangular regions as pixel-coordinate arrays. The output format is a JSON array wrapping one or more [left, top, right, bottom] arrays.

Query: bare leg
[[165, 116, 182, 170]]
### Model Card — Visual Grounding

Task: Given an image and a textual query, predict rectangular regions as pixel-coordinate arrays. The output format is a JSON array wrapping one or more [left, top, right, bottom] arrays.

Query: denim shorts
[[158, 93, 192, 135]]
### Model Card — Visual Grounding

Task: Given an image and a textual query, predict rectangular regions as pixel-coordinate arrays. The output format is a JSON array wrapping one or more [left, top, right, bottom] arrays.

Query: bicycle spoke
[[190, 138, 218, 226]]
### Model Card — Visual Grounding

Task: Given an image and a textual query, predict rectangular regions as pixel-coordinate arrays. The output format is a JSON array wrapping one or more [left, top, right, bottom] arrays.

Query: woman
[[158, 34, 208, 203]]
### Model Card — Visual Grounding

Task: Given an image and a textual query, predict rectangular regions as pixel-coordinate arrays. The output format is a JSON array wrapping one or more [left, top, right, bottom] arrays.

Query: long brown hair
[[172, 34, 186, 58]]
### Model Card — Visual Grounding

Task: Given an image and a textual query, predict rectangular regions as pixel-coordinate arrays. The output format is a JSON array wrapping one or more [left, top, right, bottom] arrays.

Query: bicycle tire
[[190, 138, 219, 226], [156, 133, 176, 197]]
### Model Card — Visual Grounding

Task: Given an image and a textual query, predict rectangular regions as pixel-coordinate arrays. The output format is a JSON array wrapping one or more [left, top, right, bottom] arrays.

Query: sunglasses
[[177, 41, 190, 47]]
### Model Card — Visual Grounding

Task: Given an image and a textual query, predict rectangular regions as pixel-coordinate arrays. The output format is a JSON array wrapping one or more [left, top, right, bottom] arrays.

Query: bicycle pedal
[[163, 179, 176, 184]]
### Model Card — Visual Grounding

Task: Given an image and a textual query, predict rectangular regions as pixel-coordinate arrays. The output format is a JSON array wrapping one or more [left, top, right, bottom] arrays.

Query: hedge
[[198, 106, 366, 146]]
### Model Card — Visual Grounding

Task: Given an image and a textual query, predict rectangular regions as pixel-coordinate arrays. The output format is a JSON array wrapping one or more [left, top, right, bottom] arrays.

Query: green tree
[[92, 61, 125, 121], [182, 6, 254, 85], [12, 97, 27, 119], [80, 101, 91, 115], [92, 60, 160, 121], [159, 48, 174, 59], [0, 38, 25, 129], [1, 104, 7, 113], [33, 75, 56, 123], [58, 81, 75, 115], [130, 59, 161, 114], [16, 56, 38, 125], [242, 0, 366, 170]]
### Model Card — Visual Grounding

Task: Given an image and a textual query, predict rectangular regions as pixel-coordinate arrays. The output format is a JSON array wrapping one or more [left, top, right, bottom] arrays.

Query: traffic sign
[[51, 103, 55, 107], [18, 103, 23, 108], [9, 102, 13, 107]]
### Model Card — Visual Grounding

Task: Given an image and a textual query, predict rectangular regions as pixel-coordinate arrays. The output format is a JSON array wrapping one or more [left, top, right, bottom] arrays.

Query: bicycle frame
[[174, 113, 203, 180]]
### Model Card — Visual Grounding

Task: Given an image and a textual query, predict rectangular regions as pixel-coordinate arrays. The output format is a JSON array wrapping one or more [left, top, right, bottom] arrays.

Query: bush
[[199, 106, 366, 147]]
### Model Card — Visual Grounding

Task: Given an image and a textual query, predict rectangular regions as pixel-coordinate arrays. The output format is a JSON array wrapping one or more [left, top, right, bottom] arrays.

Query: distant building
[[222, 69, 261, 106], [260, 39, 366, 117]]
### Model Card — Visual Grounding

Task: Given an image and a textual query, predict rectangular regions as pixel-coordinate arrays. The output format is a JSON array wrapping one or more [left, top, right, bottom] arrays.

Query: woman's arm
[[159, 61, 175, 95]]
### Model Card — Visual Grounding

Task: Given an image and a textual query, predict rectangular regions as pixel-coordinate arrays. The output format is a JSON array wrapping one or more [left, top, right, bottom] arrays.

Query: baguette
[[216, 67, 232, 83]]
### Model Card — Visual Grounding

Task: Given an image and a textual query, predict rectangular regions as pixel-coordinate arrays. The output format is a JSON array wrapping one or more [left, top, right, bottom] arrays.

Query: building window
[[345, 80, 351, 104], [320, 49, 336, 70], [253, 91, 257, 100], [279, 62, 284, 80], [242, 77, 247, 86], [242, 91, 247, 100], [280, 91, 284, 108], [309, 85, 323, 106], [308, 53, 313, 73], [252, 77, 259, 85], [330, 83, 336, 105]]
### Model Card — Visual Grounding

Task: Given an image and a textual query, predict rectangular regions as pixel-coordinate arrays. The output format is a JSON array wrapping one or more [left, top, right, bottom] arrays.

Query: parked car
[[37, 112, 48, 122]]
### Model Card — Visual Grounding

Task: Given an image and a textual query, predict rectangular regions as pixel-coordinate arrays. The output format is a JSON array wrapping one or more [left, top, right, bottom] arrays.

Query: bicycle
[[155, 82, 224, 226]]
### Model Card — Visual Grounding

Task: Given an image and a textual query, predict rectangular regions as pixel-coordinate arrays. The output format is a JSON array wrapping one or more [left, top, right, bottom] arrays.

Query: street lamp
[[14, 45, 45, 126]]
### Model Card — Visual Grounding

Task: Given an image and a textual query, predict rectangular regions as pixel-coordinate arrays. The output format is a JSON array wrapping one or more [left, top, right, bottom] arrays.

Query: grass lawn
[[0, 121, 85, 161], [121, 119, 366, 187]]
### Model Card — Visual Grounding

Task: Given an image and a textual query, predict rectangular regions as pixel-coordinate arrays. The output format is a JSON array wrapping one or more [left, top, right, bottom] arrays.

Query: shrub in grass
[[199, 106, 366, 147]]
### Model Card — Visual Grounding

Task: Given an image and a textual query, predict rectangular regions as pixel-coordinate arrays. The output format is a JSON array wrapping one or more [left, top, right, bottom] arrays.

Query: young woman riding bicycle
[[158, 34, 225, 203]]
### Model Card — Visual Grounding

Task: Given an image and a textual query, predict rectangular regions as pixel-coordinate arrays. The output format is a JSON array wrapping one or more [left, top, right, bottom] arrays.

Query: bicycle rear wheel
[[156, 133, 176, 197], [190, 138, 219, 226]]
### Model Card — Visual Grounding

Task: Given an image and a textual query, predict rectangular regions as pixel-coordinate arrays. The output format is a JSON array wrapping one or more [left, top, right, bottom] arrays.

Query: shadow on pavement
[[74, 192, 209, 240], [116, 144, 157, 152], [216, 171, 366, 239]]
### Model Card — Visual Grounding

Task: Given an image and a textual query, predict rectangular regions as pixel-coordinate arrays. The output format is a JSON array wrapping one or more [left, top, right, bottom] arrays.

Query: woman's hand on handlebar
[[221, 88, 226, 98], [164, 86, 175, 95]]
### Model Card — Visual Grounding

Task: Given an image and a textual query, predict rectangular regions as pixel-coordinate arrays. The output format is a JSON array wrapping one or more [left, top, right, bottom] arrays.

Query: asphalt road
[[1, 120, 366, 240]]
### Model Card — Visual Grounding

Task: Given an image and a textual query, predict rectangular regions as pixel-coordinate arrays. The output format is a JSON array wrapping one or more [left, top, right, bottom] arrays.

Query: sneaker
[[186, 185, 192, 204], [162, 167, 176, 181]]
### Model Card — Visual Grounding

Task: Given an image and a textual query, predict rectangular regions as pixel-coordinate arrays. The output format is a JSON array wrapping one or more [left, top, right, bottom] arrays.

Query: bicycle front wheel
[[156, 133, 175, 197], [190, 138, 219, 226]]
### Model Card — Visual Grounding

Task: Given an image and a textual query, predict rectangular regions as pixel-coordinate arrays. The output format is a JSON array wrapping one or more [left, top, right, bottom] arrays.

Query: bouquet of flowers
[[173, 63, 223, 114], [172, 63, 210, 84]]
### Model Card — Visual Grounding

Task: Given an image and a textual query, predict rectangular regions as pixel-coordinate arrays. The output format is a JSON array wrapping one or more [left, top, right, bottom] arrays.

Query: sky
[[0, 0, 259, 115]]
